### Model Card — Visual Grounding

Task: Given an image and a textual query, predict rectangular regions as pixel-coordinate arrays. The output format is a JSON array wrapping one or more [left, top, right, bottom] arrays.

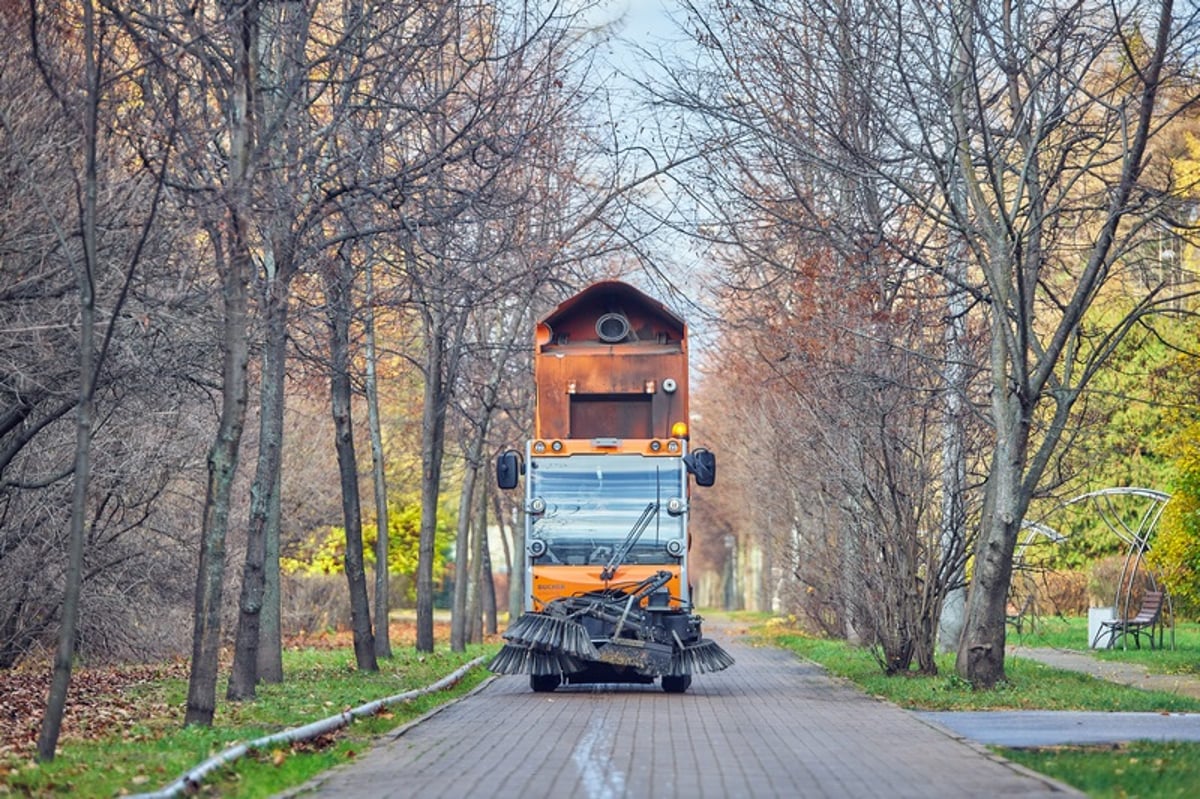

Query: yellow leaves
[[280, 526, 349, 576], [281, 497, 454, 585], [1149, 427, 1200, 614], [271, 749, 287, 767], [1173, 132, 1200, 200]]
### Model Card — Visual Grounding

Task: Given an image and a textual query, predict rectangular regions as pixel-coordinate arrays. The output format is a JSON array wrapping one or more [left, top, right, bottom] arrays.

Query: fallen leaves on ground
[[0, 620, 466, 761], [0, 660, 188, 760]]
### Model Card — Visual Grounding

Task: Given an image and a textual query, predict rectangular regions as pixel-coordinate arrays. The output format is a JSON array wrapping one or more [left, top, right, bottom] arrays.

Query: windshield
[[527, 454, 685, 566]]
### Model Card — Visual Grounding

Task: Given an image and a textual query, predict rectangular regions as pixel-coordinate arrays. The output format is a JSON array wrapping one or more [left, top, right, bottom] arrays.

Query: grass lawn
[[0, 631, 498, 798], [1010, 612, 1200, 677], [1004, 742, 1200, 799], [749, 613, 1200, 798]]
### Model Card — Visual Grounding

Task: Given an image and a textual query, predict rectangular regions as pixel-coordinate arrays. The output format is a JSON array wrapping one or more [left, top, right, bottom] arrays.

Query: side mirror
[[684, 448, 716, 487], [497, 450, 522, 490]]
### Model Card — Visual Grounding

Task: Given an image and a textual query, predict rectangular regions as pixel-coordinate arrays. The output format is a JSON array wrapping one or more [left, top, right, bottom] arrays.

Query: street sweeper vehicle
[[489, 280, 733, 693]]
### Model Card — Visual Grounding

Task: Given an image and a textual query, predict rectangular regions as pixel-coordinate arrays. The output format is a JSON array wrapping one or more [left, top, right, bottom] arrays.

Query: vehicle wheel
[[530, 674, 560, 692], [661, 674, 691, 693]]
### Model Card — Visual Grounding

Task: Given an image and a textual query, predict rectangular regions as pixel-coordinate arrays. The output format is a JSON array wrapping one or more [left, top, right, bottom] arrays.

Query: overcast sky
[[534, 2, 718, 346], [583, 0, 678, 41]]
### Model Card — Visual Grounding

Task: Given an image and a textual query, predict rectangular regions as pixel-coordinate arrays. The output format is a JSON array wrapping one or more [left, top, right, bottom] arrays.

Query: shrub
[[1014, 568, 1088, 616], [281, 573, 351, 635], [1148, 419, 1200, 620], [1150, 495, 1200, 619]]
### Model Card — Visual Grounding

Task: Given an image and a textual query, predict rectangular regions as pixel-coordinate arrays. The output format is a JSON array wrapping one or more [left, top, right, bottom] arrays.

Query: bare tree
[[391, 3, 609, 652], [0, 1, 687, 736], [651, 0, 973, 667], [181, 1, 258, 726], [5, 0, 181, 757], [1, 7, 88, 671], [450, 290, 541, 650], [227, 0, 312, 700], [363, 256, 393, 659], [32, 0, 104, 758], [230, 0, 475, 686], [662, 0, 1200, 686], [324, 245, 378, 671], [2, 0, 221, 682], [939, 0, 1199, 686]]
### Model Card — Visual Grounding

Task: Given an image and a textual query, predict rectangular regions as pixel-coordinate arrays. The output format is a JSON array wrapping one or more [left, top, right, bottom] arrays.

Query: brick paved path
[[287, 630, 1079, 798]]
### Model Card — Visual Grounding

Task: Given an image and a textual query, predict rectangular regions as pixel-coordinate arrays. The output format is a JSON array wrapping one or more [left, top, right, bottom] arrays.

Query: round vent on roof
[[596, 312, 630, 343]]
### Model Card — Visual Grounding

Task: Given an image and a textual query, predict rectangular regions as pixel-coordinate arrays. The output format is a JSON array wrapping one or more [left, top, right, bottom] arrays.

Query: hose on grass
[[130, 655, 487, 799]]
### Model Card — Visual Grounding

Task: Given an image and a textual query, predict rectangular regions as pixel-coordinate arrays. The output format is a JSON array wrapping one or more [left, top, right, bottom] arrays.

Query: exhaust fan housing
[[596, 312, 630, 343]]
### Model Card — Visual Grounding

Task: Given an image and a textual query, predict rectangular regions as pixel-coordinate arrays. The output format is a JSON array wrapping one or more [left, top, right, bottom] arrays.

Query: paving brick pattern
[[288, 632, 1080, 798]]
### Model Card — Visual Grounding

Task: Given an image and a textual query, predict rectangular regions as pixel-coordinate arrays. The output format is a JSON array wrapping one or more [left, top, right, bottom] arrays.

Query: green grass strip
[[130, 656, 486, 798]]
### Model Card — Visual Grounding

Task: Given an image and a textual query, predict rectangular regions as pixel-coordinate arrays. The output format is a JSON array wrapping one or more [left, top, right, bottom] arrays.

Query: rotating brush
[[502, 612, 599, 659], [666, 638, 735, 676], [488, 643, 583, 676]]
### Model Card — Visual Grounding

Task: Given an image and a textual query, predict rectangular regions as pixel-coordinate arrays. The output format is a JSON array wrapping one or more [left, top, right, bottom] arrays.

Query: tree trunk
[[327, 257, 377, 672], [228, 280, 289, 700], [481, 520, 498, 636], [37, 3, 99, 753], [184, 0, 256, 728], [936, 250, 970, 653], [468, 466, 487, 643], [184, 228, 252, 725], [494, 491, 518, 623], [247, 0, 305, 687], [450, 451, 479, 651], [937, 4, 973, 648], [495, 492, 523, 624], [35, 1, 98, 758], [956, 377, 1029, 687], [364, 261, 392, 659], [416, 326, 447, 653], [37, 309, 94, 762], [258, 463, 284, 683]]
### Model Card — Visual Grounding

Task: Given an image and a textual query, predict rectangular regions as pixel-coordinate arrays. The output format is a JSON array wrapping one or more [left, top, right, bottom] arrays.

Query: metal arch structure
[[1014, 521, 1067, 560], [1016, 487, 1173, 649], [1063, 488, 1172, 548], [1010, 522, 1068, 633]]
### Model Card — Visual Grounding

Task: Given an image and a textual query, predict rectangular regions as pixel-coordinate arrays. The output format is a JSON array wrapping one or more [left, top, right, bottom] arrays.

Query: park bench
[[1090, 589, 1166, 650]]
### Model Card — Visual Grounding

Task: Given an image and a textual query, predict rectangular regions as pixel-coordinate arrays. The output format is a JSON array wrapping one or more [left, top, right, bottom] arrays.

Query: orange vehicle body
[[490, 280, 730, 692], [528, 282, 690, 610], [533, 281, 689, 441]]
